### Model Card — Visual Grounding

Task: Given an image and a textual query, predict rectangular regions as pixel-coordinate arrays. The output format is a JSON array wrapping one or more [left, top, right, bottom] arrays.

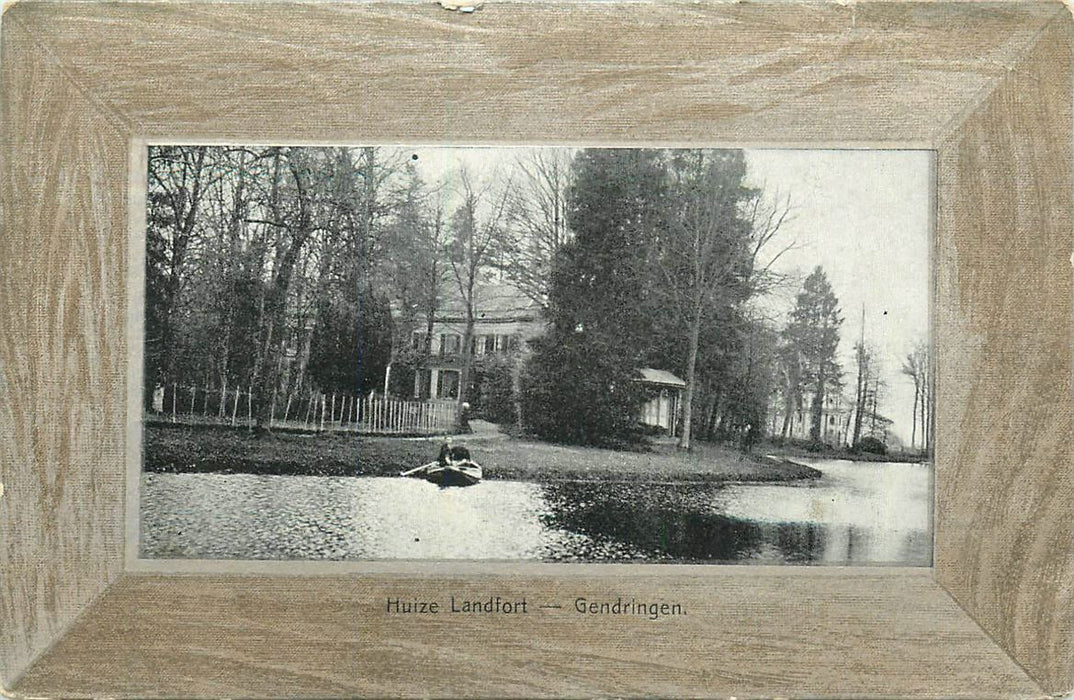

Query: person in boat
[[436, 437, 472, 466], [437, 437, 454, 466]]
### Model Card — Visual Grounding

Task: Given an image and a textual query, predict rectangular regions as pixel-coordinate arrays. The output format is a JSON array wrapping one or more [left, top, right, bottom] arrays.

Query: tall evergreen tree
[[522, 149, 668, 445], [782, 266, 843, 442]]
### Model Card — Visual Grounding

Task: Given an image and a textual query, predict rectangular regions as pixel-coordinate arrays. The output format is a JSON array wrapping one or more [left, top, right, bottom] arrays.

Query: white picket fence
[[147, 384, 456, 435]]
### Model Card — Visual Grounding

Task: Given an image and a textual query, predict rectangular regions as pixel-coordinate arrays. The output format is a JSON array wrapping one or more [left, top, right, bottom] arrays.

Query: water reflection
[[141, 459, 931, 564], [712, 459, 932, 564]]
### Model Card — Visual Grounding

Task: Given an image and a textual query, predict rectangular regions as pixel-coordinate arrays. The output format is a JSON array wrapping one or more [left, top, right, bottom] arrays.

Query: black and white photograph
[[139, 145, 932, 565]]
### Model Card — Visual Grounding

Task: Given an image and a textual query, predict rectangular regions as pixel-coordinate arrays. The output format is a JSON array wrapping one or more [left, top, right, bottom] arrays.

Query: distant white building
[[774, 390, 849, 446]]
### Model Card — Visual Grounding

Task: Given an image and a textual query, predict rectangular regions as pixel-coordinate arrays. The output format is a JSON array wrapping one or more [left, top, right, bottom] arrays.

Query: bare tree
[[658, 150, 792, 450], [249, 148, 320, 432], [384, 164, 448, 398], [901, 345, 923, 449], [902, 339, 931, 454], [446, 167, 512, 430], [851, 340, 873, 446], [146, 146, 213, 392], [498, 148, 575, 307]]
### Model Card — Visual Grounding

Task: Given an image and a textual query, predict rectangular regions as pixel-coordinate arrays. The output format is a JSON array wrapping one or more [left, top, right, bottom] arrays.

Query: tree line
[[145, 145, 930, 453]]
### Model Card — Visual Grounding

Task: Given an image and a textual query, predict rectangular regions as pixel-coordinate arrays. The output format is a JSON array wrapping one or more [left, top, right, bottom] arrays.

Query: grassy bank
[[759, 438, 929, 464], [145, 424, 821, 483]]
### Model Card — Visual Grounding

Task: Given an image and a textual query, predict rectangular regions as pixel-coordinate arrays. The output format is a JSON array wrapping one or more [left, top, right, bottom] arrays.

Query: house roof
[[637, 368, 686, 388], [436, 280, 542, 322]]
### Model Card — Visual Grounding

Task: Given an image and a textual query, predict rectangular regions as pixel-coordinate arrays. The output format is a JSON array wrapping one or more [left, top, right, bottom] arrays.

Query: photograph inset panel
[[139, 146, 932, 565]]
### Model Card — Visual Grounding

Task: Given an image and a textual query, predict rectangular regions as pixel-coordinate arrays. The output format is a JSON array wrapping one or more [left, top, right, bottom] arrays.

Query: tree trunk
[[852, 354, 865, 446], [420, 278, 437, 400], [703, 388, 719, 441], [780, 386, 794, 439], [810, 365, 826, 443], [910, 382, 919, 450], [252, 155, 314, 433], [677, 296, 703, 451], [511, 350, 525, 433], [456, 311, 476, 432]]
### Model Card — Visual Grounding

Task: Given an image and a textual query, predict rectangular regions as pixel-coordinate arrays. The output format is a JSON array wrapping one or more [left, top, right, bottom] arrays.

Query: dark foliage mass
[[521, 148, 789, 448], [471, 355, 518, 426], [853, 436, 888, 455], [521, 332, 647, 447], [144, 146, 398, 428], [308, 284, 393, 395], [522, 150, 666, 445]]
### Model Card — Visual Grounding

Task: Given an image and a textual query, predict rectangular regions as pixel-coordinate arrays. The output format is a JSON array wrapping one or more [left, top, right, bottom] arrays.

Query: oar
[[400, 461, 437, 477]]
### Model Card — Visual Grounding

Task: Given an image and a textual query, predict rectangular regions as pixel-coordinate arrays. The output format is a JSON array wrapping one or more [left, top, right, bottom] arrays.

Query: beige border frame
[[1, 2, 1070, 697]]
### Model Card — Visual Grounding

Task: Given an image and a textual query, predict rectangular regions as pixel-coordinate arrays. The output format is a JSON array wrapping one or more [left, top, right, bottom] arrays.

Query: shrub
[[472, 356, 518, 426], [521, 332, 647, 448], [854, 436, 888, 455]]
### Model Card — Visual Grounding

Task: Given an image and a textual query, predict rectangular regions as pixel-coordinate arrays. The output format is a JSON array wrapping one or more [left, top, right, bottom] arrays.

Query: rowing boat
[[400, 460, 483, 487]]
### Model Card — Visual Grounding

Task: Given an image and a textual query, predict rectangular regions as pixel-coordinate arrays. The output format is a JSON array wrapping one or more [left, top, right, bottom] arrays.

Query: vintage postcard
[[137, 145, 932, 566]]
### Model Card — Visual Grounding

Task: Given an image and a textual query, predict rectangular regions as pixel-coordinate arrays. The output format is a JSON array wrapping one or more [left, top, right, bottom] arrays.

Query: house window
[[440, 333, 461, 356], [485, 335, 496, 354], [411, 330, 425, 352], [415, 369, 432, 399], [438, 370, 460, 399]]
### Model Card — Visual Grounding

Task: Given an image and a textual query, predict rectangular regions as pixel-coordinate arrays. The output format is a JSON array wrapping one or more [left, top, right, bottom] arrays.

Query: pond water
[[140, 459, 931, 565]]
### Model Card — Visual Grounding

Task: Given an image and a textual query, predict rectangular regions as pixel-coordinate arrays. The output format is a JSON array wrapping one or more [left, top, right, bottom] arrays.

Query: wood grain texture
[[0, 16, 129, 690], [3, 1, 1063, 144], [0, 1, 1071, 697], [934, 14, 1074, 694], [12, 571, 1044, 698]]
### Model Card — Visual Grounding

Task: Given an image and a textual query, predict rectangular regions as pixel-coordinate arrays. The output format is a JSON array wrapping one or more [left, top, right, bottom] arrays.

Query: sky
[[744, 150, 932, 447], [408, 146, 932, 446]]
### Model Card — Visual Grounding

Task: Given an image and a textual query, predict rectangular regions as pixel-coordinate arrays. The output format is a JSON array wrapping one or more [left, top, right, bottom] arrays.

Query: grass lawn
[[144, 423, 821, 483]]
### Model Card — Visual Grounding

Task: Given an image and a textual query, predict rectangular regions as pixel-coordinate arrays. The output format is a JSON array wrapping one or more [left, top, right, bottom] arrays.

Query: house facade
[[409, 282, 687, 436], [410, 283, 544, 401]]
